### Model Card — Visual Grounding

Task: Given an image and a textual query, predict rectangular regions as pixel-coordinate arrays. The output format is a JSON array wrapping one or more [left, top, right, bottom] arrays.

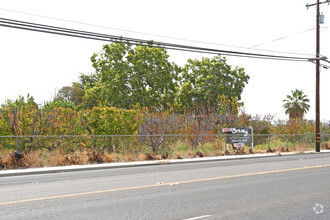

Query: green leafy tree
[[271, 119, 315, 135], [78, 107, 141, 151], [0, 96, 58, 150], [177, 55, 249, 108], [78, 73, 98, 89], [0, 95, 42, 136], [78, 107, 140, 135], [54, 85, 85, 106], [43, 100, 77, 110], [283, 89, 310, 120], [0, 109, 15, 136], [2, 94, 38, 109], [82, 41, 180, 109]]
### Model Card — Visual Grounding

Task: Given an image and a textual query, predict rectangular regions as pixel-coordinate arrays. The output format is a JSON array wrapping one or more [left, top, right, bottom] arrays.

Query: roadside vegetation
[[1, 42, 329, 170], [1, 134, 329, 169]]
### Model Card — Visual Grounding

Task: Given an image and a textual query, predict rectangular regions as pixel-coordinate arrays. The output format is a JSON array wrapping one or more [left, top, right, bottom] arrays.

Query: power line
[[0, 7, 315, 57], [250, 28, 316, 48], [0, 17, 314, 62], [0, 19, 311, 62]]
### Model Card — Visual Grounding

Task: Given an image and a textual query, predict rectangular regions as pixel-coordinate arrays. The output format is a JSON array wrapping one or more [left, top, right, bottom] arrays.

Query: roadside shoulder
[[1, 150, 330, 177]]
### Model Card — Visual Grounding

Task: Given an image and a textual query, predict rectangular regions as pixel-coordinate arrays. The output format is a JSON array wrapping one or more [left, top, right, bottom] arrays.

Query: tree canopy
[[53, 85, 85, 106], [54, 42, 250, 112], [177, 56, 249, 108], [283, 89, 310, 120], [81, 42, 180, 109]]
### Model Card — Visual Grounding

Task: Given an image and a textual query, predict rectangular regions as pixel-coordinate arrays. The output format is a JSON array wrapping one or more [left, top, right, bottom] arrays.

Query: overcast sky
[[0, 0, 329, 120]]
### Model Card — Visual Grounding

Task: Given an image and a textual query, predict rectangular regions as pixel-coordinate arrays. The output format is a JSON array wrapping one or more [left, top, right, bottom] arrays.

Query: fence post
[[250, 126, 254, 151], [268, 134, 270, 150], [123, 136, 126, 156], [162, 136, 166, 155], [16, 137, 19, 151], [218, 134, 221, 151], [303, 133, 305, 150], [286, 135, 288, 150], [75, 136, 77, 151]]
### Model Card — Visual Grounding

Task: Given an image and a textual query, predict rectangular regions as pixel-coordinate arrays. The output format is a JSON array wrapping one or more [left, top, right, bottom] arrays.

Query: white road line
[[184, 215, 211, 220]]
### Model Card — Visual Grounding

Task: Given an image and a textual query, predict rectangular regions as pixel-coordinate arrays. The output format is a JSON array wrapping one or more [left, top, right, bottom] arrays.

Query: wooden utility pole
[[306, 0, 329, 152]]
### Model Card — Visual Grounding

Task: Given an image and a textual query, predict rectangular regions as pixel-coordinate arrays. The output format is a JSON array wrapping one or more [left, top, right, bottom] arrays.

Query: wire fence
[[0, 133, 329, 155]]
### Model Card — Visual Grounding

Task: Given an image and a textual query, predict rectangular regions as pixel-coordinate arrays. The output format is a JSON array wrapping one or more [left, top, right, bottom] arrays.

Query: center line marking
[[184, 215, 211, 220], [1, 163, 330, 206]]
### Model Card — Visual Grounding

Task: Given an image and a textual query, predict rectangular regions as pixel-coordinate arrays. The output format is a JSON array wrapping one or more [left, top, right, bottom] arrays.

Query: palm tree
[[283, 89, 310, 120]]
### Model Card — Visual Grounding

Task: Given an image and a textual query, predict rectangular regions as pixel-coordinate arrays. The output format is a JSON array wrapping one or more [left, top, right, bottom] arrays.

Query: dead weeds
[[0, 143, 313, 170]]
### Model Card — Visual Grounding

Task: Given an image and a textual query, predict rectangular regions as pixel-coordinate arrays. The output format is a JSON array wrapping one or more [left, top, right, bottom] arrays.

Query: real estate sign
[[222, 127, 253, 145]]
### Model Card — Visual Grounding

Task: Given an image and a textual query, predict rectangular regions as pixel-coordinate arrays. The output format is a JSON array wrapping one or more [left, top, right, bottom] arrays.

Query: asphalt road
[[1, 153, 330, 219]]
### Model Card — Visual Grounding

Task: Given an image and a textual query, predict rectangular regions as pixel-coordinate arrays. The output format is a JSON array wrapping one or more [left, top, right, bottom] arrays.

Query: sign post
[[249, 126, 254, 151]]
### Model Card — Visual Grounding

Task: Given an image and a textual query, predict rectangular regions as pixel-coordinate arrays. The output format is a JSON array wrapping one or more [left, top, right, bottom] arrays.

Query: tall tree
[[54, 85, 85, 106], [177, 55, 249, 108], [283, 89, 310, 120], [83, 41, 180, 109]]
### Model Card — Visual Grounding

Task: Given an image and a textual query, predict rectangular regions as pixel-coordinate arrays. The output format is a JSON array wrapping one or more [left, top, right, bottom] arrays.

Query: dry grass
[[173, 151, 183, 159], [136, 153, 147, 161], [24, 150, 44, 168], [0, 142, 323, 170], [0, 152, 26, 169], [233, 148, 247, 155], [47, 150, 66, 166], [103, 152, 116, 163], [123, 154, 134, 162]]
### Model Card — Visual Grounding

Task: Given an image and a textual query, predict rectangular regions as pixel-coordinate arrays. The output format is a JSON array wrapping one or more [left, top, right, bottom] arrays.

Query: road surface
[[1, 153, 330, 219]]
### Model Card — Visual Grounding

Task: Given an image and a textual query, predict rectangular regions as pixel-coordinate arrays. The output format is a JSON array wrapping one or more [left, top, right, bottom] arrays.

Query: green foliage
[[217, 95, 243, 115], [78, 107, 141, 135], [0, 95, 142, 152], [178, 55, 249, 108], [53, 84, 85, 107], [2, 94, 38, 109], [1, 96, 42, 136], [77, 73, 98, 89], [83, 41, 180, 109], [66, 42, 250, 113], [50, 107, 80, 135], [235, 113, 274, 134], [0, 100, 141, 137], [283, 89, 310, 120], [271, 119, 315, 135], [43, 100, 77, 110], [0, 110, 12, 136]]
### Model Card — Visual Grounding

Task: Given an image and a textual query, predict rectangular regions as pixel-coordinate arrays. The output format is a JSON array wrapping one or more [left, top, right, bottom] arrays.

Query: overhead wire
[[0, 17, 314, 62], [250, 28, 316, 48], [0, 19, 234, 57], [0, 7, 316, 57]]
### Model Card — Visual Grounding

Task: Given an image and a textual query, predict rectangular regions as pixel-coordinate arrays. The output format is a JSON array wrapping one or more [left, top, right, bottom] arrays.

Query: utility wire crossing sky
[[0, 17, 315, 62], [0, 0, 329, 121]]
